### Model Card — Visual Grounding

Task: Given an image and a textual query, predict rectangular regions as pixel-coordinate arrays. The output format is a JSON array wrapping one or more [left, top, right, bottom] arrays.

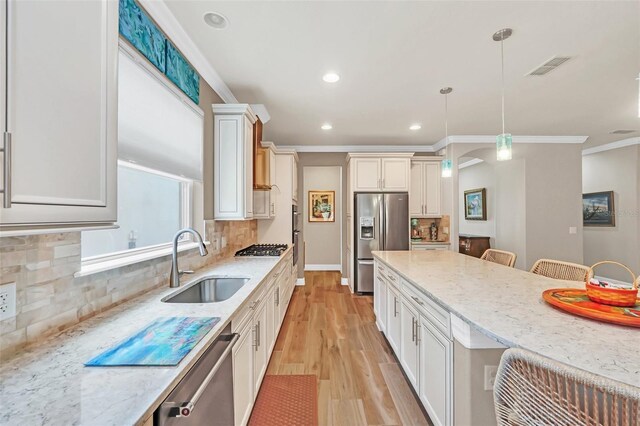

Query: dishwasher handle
[[169, 333, 239, 418]]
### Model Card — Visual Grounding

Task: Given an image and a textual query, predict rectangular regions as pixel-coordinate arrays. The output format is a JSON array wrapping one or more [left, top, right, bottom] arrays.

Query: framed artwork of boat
[[583, 191, 615, 226]]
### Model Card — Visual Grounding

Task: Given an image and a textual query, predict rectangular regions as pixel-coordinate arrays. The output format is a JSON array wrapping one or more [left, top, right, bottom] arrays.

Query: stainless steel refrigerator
[[354, 193, 409, 293]]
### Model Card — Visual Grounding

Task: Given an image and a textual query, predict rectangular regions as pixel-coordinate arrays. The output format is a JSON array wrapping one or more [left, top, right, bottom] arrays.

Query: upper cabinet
[[253, 119, 272, 190], [1, 0, 118, 227], [213, 104, 256, 220], [409, 159, 442, 218], [348, 154, 412, 193]]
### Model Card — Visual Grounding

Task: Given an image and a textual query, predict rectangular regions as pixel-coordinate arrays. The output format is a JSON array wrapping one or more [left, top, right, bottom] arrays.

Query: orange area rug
[[248, 375, 318, 426]]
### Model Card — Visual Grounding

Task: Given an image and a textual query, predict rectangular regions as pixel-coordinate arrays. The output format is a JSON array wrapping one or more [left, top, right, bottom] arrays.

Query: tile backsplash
[[411, 215, 451, 242], [0, 220, 257, 360]]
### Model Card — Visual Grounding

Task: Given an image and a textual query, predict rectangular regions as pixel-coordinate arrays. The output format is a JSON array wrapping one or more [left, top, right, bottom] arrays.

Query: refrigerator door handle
[[358, 260, 374, 265], [379, 197, 385, 250]]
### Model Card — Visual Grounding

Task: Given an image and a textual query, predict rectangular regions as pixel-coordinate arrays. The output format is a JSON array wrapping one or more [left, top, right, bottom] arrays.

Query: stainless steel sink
[[162, 276, 250, 303]]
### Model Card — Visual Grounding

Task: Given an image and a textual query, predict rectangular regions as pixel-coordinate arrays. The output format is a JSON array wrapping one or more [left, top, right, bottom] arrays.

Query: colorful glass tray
[[542, 288, 640, 328]]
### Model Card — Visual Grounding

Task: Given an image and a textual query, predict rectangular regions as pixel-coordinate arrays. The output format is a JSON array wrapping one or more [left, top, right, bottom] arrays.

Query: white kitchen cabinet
[[253, 190, 274, 219], [386, 284, 401, 354], [1, 0, 118, 226], [410, 160, 442, 217], [292, 156, 298, 202], [253, 299, 268, 395], [266, 283, 277, 353], [348, 154, 412, 193], [213, 104, 256, 220], [400, 297, 420, 391], [381, 158, 411, 191], [352, 158, 381, 191], [233, 319, 254, 426], [419, 316, 453, 426], [374, 271, 387, 332]]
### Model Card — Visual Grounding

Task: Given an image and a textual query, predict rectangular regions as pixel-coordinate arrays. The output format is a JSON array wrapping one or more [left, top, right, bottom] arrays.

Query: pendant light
[[494, 28, 513, 161], [440, 87, 453, 177]]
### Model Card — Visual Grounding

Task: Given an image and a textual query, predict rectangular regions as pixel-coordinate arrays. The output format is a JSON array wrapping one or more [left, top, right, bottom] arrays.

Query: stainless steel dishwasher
[[155, 324, 239, 425]]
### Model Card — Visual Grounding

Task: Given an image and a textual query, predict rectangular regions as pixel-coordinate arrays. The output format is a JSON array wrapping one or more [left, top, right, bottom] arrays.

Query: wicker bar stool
[[530, 259, 591, 282], [494, 348, 640, 426], [481, 249, 517, 268]]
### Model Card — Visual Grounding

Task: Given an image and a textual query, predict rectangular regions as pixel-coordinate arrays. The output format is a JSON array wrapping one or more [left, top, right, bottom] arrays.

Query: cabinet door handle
[[257, 320, 261, 348], [394, 296, 398, 317], [411, 296, 425, 306], [415, 323, 420, 346], [1, 132, 12, 208], [252, 325, 258, 350], [275, 288, 279, 306], [411, 317, 416, 342]]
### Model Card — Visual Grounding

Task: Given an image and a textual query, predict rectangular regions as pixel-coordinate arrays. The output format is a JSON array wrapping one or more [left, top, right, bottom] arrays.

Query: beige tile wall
[[0, 220, 257, 360]]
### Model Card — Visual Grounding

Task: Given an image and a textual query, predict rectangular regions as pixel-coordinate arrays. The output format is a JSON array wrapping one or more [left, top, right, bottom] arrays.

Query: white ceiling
[[165, 1, 640, 148]]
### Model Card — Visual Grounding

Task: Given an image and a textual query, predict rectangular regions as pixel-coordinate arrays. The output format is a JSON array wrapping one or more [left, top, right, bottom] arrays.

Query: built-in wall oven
[[292, 204, 300, 266]]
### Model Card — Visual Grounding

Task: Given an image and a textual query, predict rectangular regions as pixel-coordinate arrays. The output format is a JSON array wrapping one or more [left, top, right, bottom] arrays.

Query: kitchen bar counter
[[0, 249, 292, 426], [373, 250, 639, 388]]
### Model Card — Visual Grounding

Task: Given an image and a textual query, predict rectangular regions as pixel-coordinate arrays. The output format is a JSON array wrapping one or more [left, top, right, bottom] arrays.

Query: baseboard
[[296, 278, 305, 286], [304, 264, 341, 271], [340, 278, 349, 286]]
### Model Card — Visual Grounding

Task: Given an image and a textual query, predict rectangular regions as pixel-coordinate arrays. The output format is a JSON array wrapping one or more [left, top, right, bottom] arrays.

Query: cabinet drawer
[[401, 279, 450, 339], [232, 285, 267, 332]]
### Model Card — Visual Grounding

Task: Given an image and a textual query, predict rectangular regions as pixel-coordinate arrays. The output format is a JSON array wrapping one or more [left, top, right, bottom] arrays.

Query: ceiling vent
[[527, 56, 571, 76], [609, 129, 637, 135]]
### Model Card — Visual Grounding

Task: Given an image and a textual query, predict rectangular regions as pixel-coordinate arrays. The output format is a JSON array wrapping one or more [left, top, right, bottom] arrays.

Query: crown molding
[[139, 0, 238, 104], [286, 145, 434, 153], [458, 158, 484, 169], [581, 137, 640, 156], [433, 135, 588, 152]]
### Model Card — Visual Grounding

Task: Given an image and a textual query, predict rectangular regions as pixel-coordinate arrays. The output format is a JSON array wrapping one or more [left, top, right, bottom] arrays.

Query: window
[[79, 43, 204, 273], [81, 162, 192, 259]]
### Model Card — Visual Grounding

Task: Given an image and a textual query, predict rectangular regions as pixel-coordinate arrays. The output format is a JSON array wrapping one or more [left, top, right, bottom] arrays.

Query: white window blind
[[118, 48, 204, 180]]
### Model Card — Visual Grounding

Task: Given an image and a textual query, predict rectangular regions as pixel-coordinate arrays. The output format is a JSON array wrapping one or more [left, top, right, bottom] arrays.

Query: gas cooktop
[[235, 244, 288, 257]]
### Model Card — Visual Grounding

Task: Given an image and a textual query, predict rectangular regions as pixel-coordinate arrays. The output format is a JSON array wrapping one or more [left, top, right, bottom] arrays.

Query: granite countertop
[[0, 249, 292, 426], [373, 250, 640, 389]]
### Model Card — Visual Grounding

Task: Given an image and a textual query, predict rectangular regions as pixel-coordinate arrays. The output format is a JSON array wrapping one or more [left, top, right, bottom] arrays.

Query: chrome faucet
[[169, 228, 208, 288]]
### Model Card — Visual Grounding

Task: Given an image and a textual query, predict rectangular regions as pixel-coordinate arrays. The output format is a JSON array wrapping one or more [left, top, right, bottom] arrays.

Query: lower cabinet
[[253, 300, 268, 396], [232, 320, 255, 426], [374, 261, 454, 426], [386, 284, 401, 354], [232, 254, 294, 426], [400, 297, 420, 391], [419, 316, 452, 426], [374, 273, 387, 332]]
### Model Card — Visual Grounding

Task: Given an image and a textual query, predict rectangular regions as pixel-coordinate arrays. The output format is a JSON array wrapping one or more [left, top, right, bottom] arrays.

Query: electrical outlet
[[221, 236, 227, 249], [0, 282, 17, 321], [484, 365, 498, 391], [569, 226, 577, 234]]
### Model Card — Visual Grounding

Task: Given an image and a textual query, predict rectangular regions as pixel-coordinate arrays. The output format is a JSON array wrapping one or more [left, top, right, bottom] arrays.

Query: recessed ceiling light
[[203, 12, 229, 29], [409, 124, 422, 131], [321, 123, 333, 130], [322, 73, 340, 83]]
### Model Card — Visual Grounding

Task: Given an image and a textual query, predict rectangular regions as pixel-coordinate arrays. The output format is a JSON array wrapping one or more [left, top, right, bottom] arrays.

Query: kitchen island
[[373, 250, 639, 426]]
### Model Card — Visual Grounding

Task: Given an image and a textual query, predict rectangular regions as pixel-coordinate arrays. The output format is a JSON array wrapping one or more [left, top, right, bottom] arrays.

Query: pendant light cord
[[501, 38, 506, 136], [445, 93, 449, 140]]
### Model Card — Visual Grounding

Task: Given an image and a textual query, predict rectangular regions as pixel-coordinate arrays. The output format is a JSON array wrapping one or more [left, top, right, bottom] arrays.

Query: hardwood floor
[[262, 271, 431, 426]]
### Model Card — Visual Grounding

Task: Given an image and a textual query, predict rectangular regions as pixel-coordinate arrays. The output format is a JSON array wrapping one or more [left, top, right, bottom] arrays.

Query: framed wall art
[[309, 190, 335, 222]]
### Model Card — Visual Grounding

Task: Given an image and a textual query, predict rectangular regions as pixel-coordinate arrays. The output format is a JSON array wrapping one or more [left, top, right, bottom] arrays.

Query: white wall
[[495, 159, 527, 270], [303, 166, 342, 269], [583, 144, 640, 282], [458, 161, 496, 245]]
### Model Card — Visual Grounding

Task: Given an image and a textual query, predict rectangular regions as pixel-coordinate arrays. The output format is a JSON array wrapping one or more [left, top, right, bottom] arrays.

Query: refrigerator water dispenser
[[359, 217, 375, 240]]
